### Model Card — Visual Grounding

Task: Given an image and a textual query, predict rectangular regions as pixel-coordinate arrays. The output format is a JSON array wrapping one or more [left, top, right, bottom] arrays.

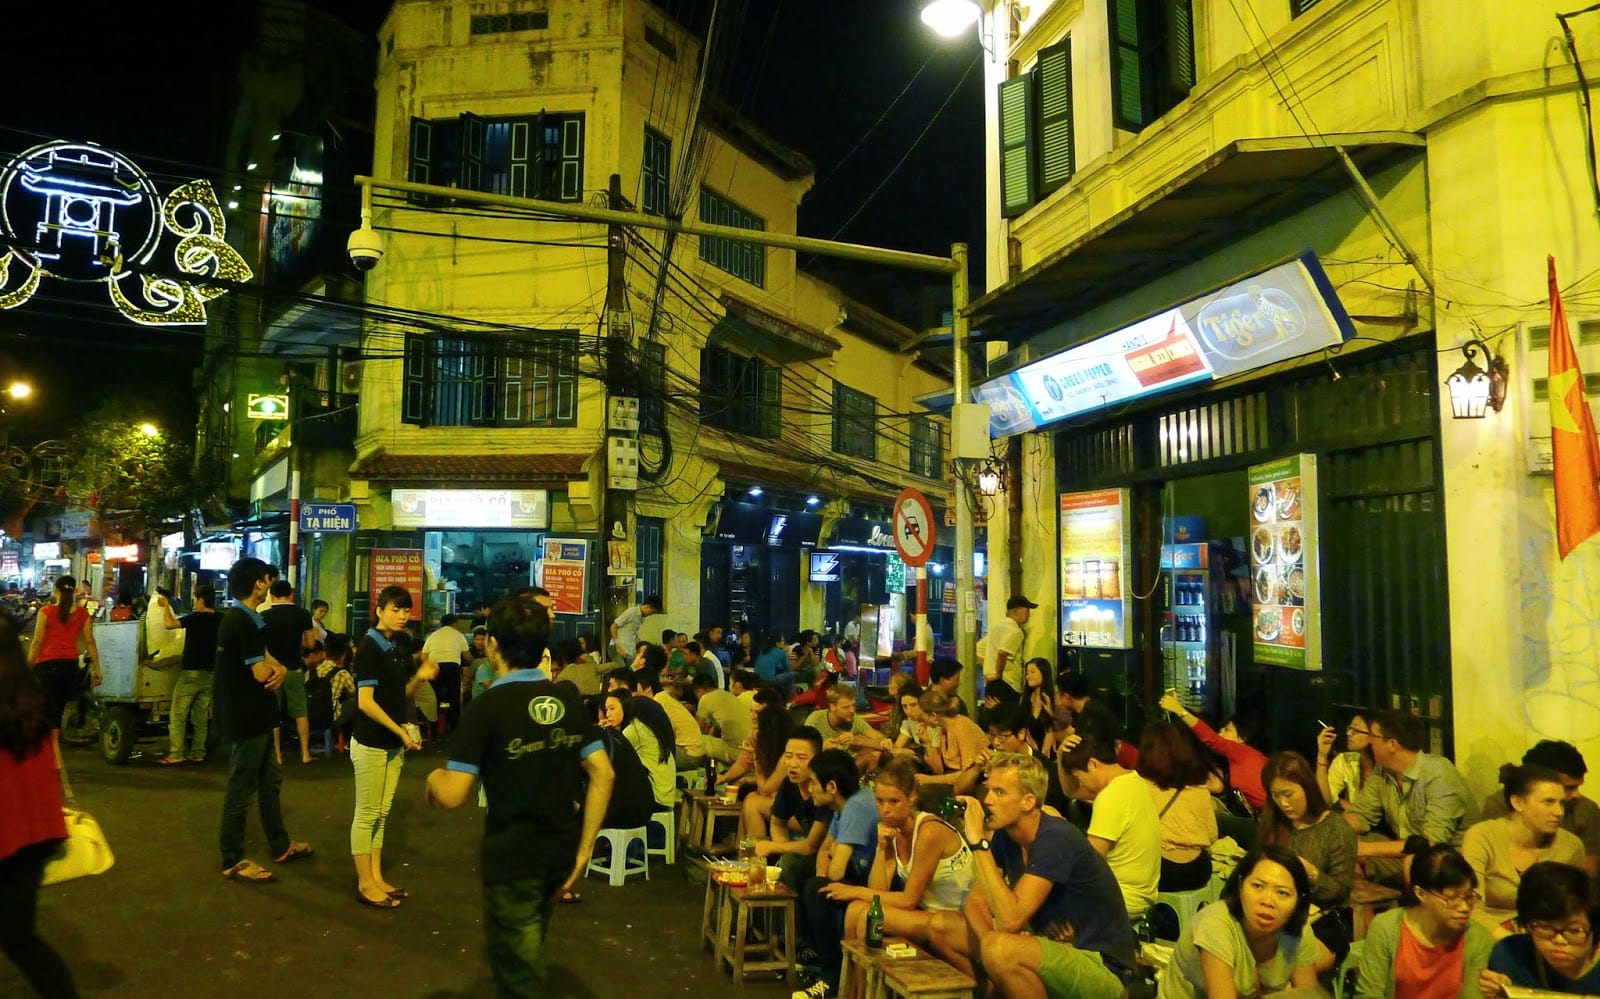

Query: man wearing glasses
[[1480, 740, 1600, 877], [1343, 710, 1470, 884]]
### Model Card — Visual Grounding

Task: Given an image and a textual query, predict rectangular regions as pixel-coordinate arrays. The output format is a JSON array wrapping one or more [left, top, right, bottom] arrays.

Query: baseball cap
[[1006, 595, 1039, 610]]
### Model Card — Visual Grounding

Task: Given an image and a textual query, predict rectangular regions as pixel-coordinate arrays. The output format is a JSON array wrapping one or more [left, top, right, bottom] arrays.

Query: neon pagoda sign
[[0, 140, 252, 325]]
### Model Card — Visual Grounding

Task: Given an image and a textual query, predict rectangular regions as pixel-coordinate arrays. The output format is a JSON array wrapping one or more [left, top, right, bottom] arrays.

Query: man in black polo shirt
[[214, 558, 313, 883], [752, 727, 828, 889], [157, 583, 222, 765], [262, 580, 316, 765], [427, 591, 614, 996]]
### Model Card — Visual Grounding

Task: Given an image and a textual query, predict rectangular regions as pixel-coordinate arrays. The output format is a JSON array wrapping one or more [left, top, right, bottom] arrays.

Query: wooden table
[[712, 882, 797, 983], [840, 937, 922, 999], [683, 790, 742, 852], [1349, 879, 1402, 941], [880, 955, 975, 998]]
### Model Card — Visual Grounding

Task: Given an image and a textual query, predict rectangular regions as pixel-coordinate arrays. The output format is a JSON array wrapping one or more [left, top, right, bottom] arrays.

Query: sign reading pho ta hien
[[1246, 454, 1322, 670]]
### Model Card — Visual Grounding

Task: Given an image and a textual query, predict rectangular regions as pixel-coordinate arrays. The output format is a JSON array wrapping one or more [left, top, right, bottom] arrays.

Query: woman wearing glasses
[[1315, 711, 1374, 807], [1355, 844, 1493, 998], [1462, 764, 1586, 938], [1479, 861, 1600, 994]]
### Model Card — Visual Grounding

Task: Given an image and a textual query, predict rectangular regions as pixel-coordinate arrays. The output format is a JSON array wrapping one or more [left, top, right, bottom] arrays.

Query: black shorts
[[33, 658, 82, 730]]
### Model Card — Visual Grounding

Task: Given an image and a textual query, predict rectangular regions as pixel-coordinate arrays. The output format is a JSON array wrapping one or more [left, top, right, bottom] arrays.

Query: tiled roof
[[352, 451, 592, 482]]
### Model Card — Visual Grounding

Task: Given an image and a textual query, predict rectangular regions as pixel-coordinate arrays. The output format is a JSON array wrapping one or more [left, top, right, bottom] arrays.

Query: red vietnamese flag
[[1548, 256, 1600, 559]]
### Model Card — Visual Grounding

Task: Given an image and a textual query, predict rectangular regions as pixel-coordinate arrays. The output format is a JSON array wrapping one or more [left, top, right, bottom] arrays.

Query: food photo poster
[[1246, 454, 1322, 670]]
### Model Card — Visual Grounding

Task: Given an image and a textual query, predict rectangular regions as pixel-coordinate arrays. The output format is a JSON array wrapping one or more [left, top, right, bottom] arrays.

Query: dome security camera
[[347, 225, 385, 271]]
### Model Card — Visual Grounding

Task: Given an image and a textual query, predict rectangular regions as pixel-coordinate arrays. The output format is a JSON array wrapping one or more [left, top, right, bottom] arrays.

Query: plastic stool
[[1333, 939, 1365, 999], [648, 809, 676, 866], [586, 827, 649, 886], [306, 728, 335, 758], [1152, 883, 1219, 942]]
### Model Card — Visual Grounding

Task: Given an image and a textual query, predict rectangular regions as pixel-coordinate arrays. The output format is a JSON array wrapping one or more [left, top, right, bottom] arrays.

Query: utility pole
[[604, 173, 633, 652], [950, 243, 978, 714]]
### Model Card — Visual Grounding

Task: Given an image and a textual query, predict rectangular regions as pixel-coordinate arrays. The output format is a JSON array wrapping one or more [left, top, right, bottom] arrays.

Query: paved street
[[2, 740, 795, 999]]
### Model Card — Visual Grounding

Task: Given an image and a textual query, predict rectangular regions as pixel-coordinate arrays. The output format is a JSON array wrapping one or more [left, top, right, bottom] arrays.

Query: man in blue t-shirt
[[927, 752, 1136, 999], [427, 591, 614, 997], [795, 748, 878, 997], [754, 632, 794, 694]]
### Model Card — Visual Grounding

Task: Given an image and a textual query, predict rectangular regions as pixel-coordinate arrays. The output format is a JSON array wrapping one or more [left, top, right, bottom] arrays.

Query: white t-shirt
[[985, 614, 1025, 689], [613, 605, 644, 659], [1086, 770, 1162, 918], [422, 625, 471, 665]]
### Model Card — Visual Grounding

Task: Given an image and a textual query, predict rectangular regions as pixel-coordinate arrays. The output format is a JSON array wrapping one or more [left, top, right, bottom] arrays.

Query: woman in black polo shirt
[[350, 585, 437, 909]]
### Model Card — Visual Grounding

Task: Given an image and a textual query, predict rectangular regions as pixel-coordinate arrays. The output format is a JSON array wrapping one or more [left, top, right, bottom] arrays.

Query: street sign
[[892, 487, 936, 567], [299, 502, 356, 533]]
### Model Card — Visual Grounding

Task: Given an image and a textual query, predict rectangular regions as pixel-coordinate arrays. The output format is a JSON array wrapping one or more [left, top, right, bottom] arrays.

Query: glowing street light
[[139, 422, 160, 438], [6, 381, 32, 400], [920, 0, 981, 37]]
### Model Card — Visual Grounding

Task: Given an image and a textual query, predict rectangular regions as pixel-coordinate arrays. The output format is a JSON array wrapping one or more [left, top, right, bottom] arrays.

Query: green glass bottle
[[865, 894, 885, 950]]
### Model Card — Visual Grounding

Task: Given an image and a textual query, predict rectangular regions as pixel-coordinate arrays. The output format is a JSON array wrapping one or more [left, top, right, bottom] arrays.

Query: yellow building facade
[[979, 0, 1600, 794], [351, 0, 951, 642]]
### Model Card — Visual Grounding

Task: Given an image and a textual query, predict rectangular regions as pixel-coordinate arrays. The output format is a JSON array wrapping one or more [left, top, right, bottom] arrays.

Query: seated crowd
[[507, 616, 1599, 999]]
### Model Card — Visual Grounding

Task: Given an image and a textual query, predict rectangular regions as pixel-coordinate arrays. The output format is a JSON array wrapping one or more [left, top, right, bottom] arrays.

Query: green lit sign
[[246, 393, 289, 421], [886, 553, 906, 593]]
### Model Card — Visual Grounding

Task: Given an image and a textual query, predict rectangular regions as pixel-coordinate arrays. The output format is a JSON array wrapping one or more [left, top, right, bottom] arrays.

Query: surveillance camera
[[347, 226, 384, 272]]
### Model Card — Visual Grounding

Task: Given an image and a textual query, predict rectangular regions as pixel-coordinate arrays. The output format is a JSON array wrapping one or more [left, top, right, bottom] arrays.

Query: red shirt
[[0, 741, 67, 862], [1190, 718, 1267, 810], [1394, 914, 1466, 999], [34, 606, 88, 662]]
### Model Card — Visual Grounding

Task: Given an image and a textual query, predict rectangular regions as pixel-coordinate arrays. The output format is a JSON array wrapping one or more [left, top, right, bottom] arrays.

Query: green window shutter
[[407, 117, 434, 206], [508, 119, 531, 198], [758, 362, 781, 439], [558, 117, 583, 201], [1109, 0, 1147, 130], [1290, 0, 1321, 15], [1165, 0, 1196, 98], [1035, 40, 1075, 195], [998, 75, 1037, 218], [401, 334, 429, 425], [458, 112, 485, 191]]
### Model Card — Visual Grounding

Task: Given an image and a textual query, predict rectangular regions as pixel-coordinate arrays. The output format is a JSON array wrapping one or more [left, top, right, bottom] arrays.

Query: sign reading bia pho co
[[0, 141, 252, 325]]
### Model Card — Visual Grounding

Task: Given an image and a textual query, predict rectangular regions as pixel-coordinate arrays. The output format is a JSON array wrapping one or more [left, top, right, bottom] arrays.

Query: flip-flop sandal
[[385, 888, 410, 900], [222, 861, 276, 883], [158, 757, 186, 766], [559, 889, 582, 904], [356, 889, 401, 909], [274, 843, 315, 863]]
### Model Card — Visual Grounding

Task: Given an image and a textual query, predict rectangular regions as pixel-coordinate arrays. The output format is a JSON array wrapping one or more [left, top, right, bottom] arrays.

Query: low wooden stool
[[699, 866, 732, 953], [713, 882, 797, 983], [684, 791, 743, 852], [881, 956, 975, 999], [1349, 880, 1401, 941], [839, 937, 920, 999]]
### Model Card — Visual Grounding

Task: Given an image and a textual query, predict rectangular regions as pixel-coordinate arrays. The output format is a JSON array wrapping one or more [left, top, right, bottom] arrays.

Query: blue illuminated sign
[[299, 503, 356, 533], [0, 141, 253, 325], [976, 252, 1355, 437]]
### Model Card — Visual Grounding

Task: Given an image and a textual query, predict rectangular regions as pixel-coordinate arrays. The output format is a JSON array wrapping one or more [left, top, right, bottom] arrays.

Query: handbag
[[42, 808, 115, 886]]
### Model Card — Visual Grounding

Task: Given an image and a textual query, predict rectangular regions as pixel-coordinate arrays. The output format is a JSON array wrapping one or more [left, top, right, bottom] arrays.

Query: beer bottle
[[865, 895, 885, 950]]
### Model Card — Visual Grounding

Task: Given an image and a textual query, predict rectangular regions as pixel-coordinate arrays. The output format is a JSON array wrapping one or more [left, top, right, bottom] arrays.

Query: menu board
[[538, 539, 588, 615], [1246, 455, 1321, 670], [370, 549, 424, 622], [1059, 489, 1133, 649]]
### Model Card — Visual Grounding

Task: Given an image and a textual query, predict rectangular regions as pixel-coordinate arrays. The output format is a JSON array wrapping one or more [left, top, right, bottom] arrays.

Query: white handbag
[[42, 808, 115, 886]]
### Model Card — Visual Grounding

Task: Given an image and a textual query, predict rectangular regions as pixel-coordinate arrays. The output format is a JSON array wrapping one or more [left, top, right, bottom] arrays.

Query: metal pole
[[951, 242, 977, 713], [354, 176, 959, 276], [915, 565, 930, 686]]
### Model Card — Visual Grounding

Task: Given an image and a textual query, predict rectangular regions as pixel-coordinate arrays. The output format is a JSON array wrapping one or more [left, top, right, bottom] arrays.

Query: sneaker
[[791, 981, 833, 999], [796, 946, 822, 966]]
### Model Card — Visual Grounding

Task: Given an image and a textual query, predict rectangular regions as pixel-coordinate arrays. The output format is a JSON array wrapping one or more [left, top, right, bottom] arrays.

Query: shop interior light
[[1444, 339, 1508, 419], [747, 486, 763, 497], [805, 495, 821, 506]]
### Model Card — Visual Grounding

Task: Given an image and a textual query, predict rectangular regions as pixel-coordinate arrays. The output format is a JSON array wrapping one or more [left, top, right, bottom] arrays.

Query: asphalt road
[[2, 739, 796, 999]]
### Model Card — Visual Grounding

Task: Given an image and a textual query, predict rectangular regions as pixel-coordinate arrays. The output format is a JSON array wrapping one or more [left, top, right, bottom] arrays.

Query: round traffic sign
[[892, 487, 936, 566]]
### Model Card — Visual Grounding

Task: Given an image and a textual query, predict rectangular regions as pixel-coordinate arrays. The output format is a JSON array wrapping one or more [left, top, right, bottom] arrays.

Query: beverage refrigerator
[[1158, 542, 1238, 720]]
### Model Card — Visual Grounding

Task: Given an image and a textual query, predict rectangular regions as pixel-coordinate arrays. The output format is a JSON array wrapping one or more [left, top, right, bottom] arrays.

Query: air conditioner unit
[[1519, 319, 1600, 475], [340, 362, 363, 393]]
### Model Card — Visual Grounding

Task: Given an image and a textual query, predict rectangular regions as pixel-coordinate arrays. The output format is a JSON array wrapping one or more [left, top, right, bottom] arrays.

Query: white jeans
[[349, 737, 405, 854]]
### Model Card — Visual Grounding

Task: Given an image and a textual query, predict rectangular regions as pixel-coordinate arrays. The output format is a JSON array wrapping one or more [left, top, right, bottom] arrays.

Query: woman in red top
[[26, 576, 102, 731], [1159, 690, 1267, 811], [0, 615, 78, 996]]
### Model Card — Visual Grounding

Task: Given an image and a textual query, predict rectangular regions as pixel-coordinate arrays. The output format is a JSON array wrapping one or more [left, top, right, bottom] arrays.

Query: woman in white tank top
[[822, 758, 975, 954]]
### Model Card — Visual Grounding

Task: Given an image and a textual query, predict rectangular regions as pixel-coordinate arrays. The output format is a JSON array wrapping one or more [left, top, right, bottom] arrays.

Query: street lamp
[[139, 422, 160, 438], [6, 381, 32, 400], [920, 0, 981, 36]]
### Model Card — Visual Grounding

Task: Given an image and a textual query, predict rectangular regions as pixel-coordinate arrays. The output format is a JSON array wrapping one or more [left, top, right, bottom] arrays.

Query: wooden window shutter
[[458, 112, 486, 191], [401, 335, 429, 425], [998, 75, 1037, 218], [559, 117, 583, 201], [1035, 40, 1075, 195], [407, 117, 434, 205], [1109, 0, 1147, 130], [758, 361, 781, 439], [1165, 0, 1196, 99]]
